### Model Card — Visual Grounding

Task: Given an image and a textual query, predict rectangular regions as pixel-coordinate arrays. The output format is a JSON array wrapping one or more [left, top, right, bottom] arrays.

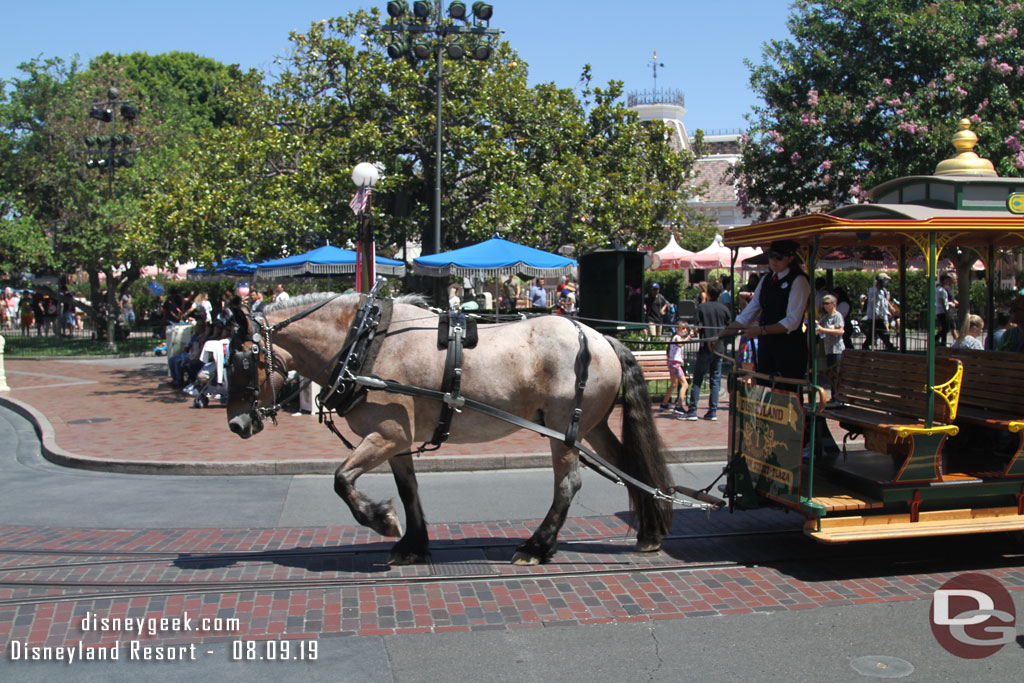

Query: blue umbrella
[[255, 245, 406, 279], [412, 235, 576, 278], [186, 257, 257, 281]]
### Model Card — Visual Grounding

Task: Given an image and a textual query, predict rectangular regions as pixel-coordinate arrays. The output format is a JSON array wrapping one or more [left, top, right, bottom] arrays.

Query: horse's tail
[[605, 336, 674, 538]]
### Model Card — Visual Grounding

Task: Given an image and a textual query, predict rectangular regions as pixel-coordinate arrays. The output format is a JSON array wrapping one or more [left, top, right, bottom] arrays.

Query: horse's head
[[224, 305, 290, 439]]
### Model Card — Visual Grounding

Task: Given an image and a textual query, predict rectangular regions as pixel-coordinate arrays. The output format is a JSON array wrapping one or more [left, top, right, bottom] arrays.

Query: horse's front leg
[[333, 431, 406, 538], [512, 440, 582, 566], [386, 455, 430, 565]]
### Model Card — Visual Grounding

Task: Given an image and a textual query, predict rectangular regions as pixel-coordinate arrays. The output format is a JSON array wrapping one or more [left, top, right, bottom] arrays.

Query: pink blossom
[[977, 35, 989, 47], [866, 100, 877, 110], [1015, 151, 1024, 170], [790, 152, 802, 165], [800, 113, 819, 126], [898, 121, 919, 134], [896, 108, 907, 115], [944, 73, 956, 83], [1009, 3, 1022, 13], [881, 78, 892, 86], [740, 133, 750, 145], [999, 63, 1014, 75], [822, 174, 831, 183], [853, 115, 864, 124], [970, 114, 982, 124], [928, 80, 937, 88], [1017, 66, 1024, 77], [917, 125, 929, 135], [993, 32, 1006, 43], [1019, 119, 1024, 130], [807, 89, 819, 107], [1007, 135, 1022, 152], [768, 129, 784, 143], [956, 86, 968, 98], [1010, 28, 1019, 39], [977, 98, 990, 111], [774, 146, 785, 154], [819, 159, 832, 170], [887, 98, 902, 106]]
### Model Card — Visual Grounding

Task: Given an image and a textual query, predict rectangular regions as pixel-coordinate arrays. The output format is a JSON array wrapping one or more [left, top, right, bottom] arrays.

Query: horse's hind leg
[[585, 422, 663, 553], [387, 455, 430, 565], [512, 440, 581, 566], [333, 431, 404, 538]]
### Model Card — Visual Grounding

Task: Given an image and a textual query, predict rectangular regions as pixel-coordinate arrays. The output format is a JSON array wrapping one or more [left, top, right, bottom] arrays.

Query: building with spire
[[627, 79, 751, 232]]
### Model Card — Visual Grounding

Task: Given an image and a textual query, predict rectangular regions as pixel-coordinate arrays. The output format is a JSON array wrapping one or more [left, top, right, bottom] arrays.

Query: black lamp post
[[382, 1, 499, 256], [83, 87, 139, 349]]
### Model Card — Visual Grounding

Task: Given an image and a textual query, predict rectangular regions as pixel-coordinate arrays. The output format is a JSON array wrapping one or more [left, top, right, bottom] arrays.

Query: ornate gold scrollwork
[[929, 362, 963, 421], [899, 232, 964, 275]]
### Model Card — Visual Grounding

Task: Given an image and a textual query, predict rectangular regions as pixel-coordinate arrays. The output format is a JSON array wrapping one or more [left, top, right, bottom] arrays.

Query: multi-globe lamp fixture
[[381, 1, 498, 256]]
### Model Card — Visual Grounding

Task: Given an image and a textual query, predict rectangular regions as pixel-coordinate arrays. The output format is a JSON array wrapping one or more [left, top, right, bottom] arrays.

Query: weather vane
[[650, 49, 665, 95]]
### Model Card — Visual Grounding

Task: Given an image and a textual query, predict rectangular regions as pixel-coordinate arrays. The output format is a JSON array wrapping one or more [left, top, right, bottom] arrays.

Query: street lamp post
[[382, 1, 499, 256], [83, 87, 139, 350], [351, 162, 382, 293]]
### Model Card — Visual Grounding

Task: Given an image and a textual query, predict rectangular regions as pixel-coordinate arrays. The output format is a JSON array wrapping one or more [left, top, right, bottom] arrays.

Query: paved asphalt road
[[2, 405, 1024, 682]]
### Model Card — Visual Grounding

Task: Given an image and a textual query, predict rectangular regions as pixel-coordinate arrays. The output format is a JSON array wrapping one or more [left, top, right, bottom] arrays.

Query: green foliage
[[734, 0, 1024, 220], [0, 52, 236, 335], [139, 11, 709, 266]]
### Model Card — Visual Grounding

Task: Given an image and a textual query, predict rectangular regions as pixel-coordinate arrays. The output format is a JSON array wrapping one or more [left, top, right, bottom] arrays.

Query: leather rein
[[232, 282, 722, 511]]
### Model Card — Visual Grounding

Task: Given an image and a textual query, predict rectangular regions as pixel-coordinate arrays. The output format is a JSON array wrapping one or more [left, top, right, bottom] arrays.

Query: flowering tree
[[733, 0, 1024, 221]]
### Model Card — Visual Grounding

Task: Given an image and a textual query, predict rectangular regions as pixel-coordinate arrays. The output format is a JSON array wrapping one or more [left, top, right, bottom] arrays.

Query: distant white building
[[628, 89, 751, 231]]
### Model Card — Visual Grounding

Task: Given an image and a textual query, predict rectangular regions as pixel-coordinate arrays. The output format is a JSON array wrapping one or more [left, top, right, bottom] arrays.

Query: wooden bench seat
[[633, 349, 672, 382], [936, 347, 1024, 477], [822, 350, 962, 484]]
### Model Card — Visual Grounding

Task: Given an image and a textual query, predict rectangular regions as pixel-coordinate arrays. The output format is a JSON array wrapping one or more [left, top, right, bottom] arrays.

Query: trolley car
[[719, 120, 1024, 543]]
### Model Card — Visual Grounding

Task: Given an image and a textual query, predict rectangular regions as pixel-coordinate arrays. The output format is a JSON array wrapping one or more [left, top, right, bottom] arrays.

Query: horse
[[224, 292, 674, 566]]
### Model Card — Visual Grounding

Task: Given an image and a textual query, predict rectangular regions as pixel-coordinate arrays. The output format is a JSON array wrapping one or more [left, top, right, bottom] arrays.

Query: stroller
[[184, 338, 229, 408]]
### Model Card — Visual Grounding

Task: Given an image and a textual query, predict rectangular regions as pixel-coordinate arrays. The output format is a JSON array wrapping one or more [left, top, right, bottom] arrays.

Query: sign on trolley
[[731, 382, 806, 506]]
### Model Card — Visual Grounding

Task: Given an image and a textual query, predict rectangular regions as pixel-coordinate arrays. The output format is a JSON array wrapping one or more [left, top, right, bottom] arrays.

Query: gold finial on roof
[[934, 118, 997, 176]]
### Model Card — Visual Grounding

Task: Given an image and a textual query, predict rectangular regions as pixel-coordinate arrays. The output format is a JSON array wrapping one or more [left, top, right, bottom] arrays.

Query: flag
[[349, 186, 371, 215]]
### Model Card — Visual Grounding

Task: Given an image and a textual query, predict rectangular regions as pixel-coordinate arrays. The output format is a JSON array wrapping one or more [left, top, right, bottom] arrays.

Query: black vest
[[758, 268, 807, 336]]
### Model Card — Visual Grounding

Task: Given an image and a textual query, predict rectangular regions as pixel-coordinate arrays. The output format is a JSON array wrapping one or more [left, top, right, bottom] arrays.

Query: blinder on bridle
[[226, 306, 281, 428]]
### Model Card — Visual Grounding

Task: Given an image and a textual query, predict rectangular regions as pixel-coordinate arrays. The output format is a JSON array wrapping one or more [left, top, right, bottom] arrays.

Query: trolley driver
[[721, 239, 810, 379]]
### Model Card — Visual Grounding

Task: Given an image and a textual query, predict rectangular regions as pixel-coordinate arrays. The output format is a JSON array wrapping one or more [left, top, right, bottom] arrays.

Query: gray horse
[[225, 293, 673, 566]]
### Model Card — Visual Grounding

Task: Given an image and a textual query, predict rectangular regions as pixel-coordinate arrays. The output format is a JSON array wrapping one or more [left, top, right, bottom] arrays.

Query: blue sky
[[1, 0, 794, 132]]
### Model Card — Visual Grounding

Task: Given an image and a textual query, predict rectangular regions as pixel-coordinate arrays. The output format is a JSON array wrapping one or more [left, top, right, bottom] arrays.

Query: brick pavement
[[2, 513, 1023, 650], [2, 357, 1023, 657], [0, 357, 729, 474]]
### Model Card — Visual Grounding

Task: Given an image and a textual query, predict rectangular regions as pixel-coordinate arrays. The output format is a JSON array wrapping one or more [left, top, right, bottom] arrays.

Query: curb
[[0, 394, 728, 476]]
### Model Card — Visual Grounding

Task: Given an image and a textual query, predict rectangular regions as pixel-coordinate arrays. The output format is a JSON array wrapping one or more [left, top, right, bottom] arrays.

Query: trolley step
[[805, 506, 1024, 543]]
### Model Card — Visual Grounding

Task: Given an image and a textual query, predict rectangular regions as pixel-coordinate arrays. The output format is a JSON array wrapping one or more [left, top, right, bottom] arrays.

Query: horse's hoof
[[387, 550, 428, 566], [511, 551, 541, 566], [635, 538, 662, 553]]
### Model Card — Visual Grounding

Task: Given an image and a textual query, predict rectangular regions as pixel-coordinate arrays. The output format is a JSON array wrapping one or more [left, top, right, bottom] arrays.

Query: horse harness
[[235, 286, 719, 510]]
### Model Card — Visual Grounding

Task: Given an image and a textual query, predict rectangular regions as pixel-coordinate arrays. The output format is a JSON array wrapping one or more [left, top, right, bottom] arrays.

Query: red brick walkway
[[1, 357, 729, 474]]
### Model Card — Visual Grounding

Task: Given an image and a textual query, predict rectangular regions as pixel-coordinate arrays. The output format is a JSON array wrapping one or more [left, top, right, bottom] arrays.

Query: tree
[[141, 10, 708, 268], [0, 52, 236, 341], [734, 0, 1024, 221], [733, 0, 1024, 317]]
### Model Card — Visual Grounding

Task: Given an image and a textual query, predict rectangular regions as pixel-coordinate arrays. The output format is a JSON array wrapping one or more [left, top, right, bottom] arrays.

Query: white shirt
[[734, 268, 810, 333]]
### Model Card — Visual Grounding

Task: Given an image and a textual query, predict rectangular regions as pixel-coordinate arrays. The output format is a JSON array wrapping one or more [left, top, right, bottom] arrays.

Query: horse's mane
[[263, 291, 430, 315]]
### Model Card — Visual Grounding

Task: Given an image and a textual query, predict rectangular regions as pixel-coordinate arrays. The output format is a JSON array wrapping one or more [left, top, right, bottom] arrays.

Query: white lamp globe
[[352, 162, 381, 188]]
